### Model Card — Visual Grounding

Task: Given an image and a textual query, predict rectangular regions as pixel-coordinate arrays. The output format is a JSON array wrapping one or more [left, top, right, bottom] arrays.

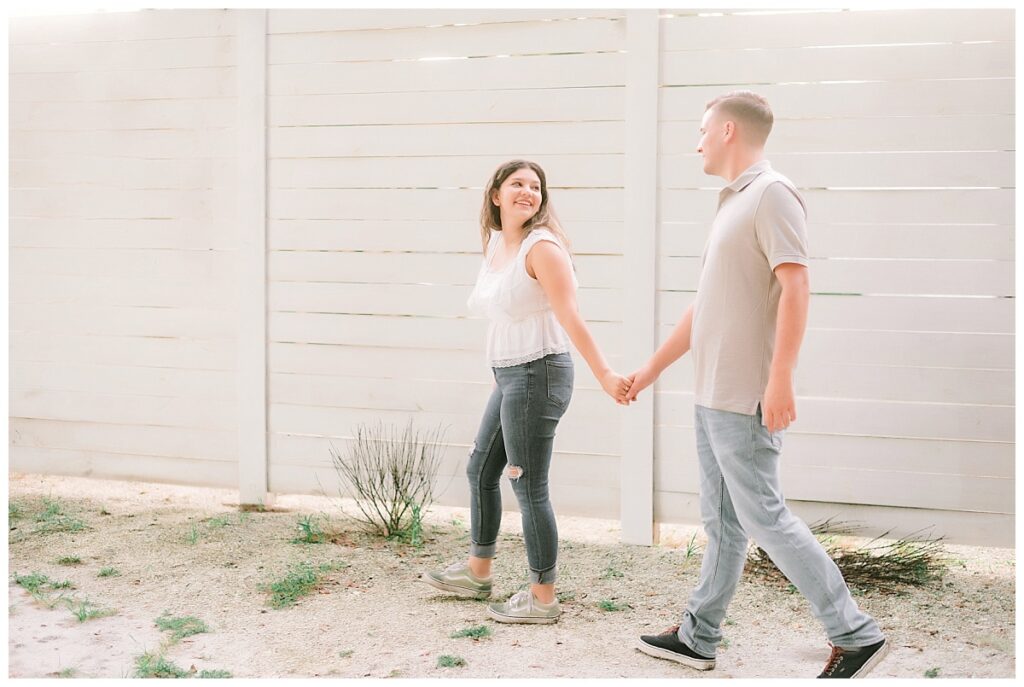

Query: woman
[[422, 160, 632, 623]]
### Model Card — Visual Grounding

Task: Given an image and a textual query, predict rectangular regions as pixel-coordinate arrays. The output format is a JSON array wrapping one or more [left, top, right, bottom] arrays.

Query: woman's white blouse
[[467, 228, 577, 368]]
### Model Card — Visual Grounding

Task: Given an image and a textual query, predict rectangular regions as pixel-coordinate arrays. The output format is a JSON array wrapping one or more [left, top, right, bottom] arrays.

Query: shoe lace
[[507, 590, 532, 610], [444, 561, 466, 574], [662, 624, 681, 636], [821, 643, 845, 676]]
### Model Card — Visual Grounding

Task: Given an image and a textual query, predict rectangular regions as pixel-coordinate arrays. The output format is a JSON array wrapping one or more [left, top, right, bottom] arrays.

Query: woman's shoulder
[[525, 226, 563, 248]]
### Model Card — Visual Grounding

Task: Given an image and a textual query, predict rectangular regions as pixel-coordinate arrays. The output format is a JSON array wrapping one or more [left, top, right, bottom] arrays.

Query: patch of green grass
[[98, 567, 120, 578], [238, 512, 251, 525], [71, 599, 113, 623], [9, 501, 23, 520], [386, 502, 425, 548], [450, 625, 492, 640], [556, 589, 577, 603], [925, 667, 940, 679], [14, 571, 50, 595], [597, 599, 629, 612], [186, 523, 201, 545], [724, 617, 735, 626], [206, 515, 231, 529], [57, 667, 76, 678], [57, 556, 82, 566], [601, 566, 624, 579], [720, 637, 731, 649], [292, 514, 326, 544], [198, 669, 232, 678], [155, 612, 209, 641], [51, 580, 75, 590], [134, 652, 191, 679], [436, 655, 466, 668], [339, 649, 354, 658], [265, 561, 341, 609], [33, 498, 87, 534]]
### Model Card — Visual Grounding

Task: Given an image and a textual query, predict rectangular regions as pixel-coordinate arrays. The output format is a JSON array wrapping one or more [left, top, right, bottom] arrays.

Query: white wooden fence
[[9, 8, 1014, 546]]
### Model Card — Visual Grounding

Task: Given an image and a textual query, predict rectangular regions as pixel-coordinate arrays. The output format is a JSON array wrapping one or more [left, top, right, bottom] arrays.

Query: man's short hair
[[705, 91, 773, 145]]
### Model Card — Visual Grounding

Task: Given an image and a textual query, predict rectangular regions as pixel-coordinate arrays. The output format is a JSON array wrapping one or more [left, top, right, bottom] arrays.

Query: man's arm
[[762, 262, 809, 432], [624, 303, 694, 402]]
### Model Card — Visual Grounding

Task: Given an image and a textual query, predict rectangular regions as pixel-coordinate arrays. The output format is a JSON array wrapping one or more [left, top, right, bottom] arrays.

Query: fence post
[[236, 9, 272, 508], [621, 9, 660, 545]]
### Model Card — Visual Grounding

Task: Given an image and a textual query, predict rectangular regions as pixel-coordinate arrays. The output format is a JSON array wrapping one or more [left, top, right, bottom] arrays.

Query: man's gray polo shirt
[[691, 160, 809, 416]]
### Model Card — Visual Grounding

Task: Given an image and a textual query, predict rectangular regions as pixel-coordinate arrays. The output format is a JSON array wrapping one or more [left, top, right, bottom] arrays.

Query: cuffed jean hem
[[529, 565, 557, 585], [470, 542, 497, 559], [678, 615, 718, 658]]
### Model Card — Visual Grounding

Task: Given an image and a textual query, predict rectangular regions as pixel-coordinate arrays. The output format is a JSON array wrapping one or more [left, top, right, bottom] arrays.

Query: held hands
[[762, 370, 796, 432], [600, 370, 633, 406], [623, 363, 657, 403]]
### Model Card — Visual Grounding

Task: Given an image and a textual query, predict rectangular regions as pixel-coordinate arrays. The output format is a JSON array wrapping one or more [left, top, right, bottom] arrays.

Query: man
[[625, 91, 888, 679]]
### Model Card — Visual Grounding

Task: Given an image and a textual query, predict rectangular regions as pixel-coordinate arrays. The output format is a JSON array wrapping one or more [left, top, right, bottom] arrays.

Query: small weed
[[437, 655, 466, 668], [292, 514, 326, 544], [724, 617, 735, 626], [99, 507, 112, 516], [57, 667, 76, 678], [198, 669, 232, 678], [598, 599, 629, 612], [925, 667, 940, 678], [601, 566, 624, 580], [339, 649, 354, 658], [57, 556, 82, 566], [186, 523, 201, 545], [9, 501, 23, 520], [51, 580, 75, 590], [721, 637, 731, 649], [33, 498, 87, 534], [387, 669, 403, 678], [98, 567, 120, 578], [266, 561, 340, 609], [71, 599, 113, 622], [14, 572, 50, 595], [134, 652, 190, 679], [206, 515, 231, 529], [238, 512, 251, 525], [450, 625, 492, 640], [556, 589, 577, 603], [786, 583, 799, 594], [684, 532, 701, 560], [155, 612, 209, 641]]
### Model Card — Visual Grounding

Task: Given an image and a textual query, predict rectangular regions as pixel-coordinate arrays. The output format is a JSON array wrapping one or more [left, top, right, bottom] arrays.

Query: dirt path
[[7, 473, 1015, 678]]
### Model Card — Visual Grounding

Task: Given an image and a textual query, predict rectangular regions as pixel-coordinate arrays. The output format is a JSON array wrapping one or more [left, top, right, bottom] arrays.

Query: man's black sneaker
[[636, 625, 715, 670], [817, 638, 889, 678]]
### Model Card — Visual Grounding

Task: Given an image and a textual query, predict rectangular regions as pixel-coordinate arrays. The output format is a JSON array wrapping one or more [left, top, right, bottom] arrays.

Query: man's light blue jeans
[[678, 404, 885, 655]]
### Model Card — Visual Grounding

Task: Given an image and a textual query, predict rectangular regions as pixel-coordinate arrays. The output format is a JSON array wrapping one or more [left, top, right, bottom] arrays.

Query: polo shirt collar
[[723, 159, 772, 194]]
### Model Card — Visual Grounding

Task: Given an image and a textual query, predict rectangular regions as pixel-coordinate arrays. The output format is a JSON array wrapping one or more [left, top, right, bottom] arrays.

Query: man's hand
[[624, 363, 658, 402], [762, 371, 796, 433]]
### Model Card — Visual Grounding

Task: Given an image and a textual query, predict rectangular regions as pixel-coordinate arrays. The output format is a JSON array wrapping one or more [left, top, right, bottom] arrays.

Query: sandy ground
[[7, 473, 1015, 679]]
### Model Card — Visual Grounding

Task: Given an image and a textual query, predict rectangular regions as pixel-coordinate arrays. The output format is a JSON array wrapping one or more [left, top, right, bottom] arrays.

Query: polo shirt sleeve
[[754, 181, 809, 271]]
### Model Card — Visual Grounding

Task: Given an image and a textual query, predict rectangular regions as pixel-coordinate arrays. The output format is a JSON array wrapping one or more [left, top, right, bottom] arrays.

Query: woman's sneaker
[[487, 590, 561, 624], [420, 562, 492, 600]]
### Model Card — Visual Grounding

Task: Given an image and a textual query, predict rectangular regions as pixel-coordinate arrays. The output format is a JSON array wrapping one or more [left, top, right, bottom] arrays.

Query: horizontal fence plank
[[270, 87, 624, 126], [270, 281, 622, 322], [655, 391, 1013, 442], [269, 154, 624, 189], [660, 189, 1013, 226], [12, 361, 235, 401], [10, 98, 238, 131], [11, 247, 236, 281], [268, 188, 623, 222], [11, 130, 235, 160], [661, 9, 1012, 50], [270, 121, 624, 158], [9, 9, 236, 45], [268, 341, 623, 384], [12, 390, 236, 431], [269, 17, 624, 63], [12, 331, 236, 371], [269, 219, 621, 255], [12, 303, 236, 340], [658, 256, 1013, 297], [13, 273, 236, 310], [10, 67, 238, 102], [269, 9, 625, 34], [270, 312, 622, 354], [10, 187, 235, 220], [268, 251, 622, 289], [661, 223, 1014, 261], [654, 492, 1013, 547], [661, 152, 1014, 189], [662, 115, 1014, 153], [11, 218, 238, 251], [12, 35, 236, 73], [12, 157, 237, 190], [661, 80, 1014, 120], [663, 41, 1012, 85], [11, 417, 237, 462], [10, 447, 238, 489], [268, 52, 625, 95], [658, 292, 1014, 335]]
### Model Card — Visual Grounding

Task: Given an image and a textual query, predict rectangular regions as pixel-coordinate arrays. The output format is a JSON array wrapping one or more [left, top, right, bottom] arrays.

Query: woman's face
[[492, 167, 543, 226]]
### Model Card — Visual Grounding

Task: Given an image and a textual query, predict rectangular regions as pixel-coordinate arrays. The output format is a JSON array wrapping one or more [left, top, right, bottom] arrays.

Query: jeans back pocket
[[544, 356, 574, 410]]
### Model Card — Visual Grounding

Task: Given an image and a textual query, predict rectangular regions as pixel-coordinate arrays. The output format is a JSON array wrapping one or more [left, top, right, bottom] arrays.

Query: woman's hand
[[600, 370, 633, 405]]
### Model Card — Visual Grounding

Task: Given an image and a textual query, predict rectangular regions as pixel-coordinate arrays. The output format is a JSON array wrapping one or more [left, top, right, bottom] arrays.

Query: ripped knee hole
[[506, 465, 524, 480]]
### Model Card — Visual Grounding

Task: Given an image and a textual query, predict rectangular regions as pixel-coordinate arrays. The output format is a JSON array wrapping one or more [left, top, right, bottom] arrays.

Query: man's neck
[[721, 150, 765, 183]]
